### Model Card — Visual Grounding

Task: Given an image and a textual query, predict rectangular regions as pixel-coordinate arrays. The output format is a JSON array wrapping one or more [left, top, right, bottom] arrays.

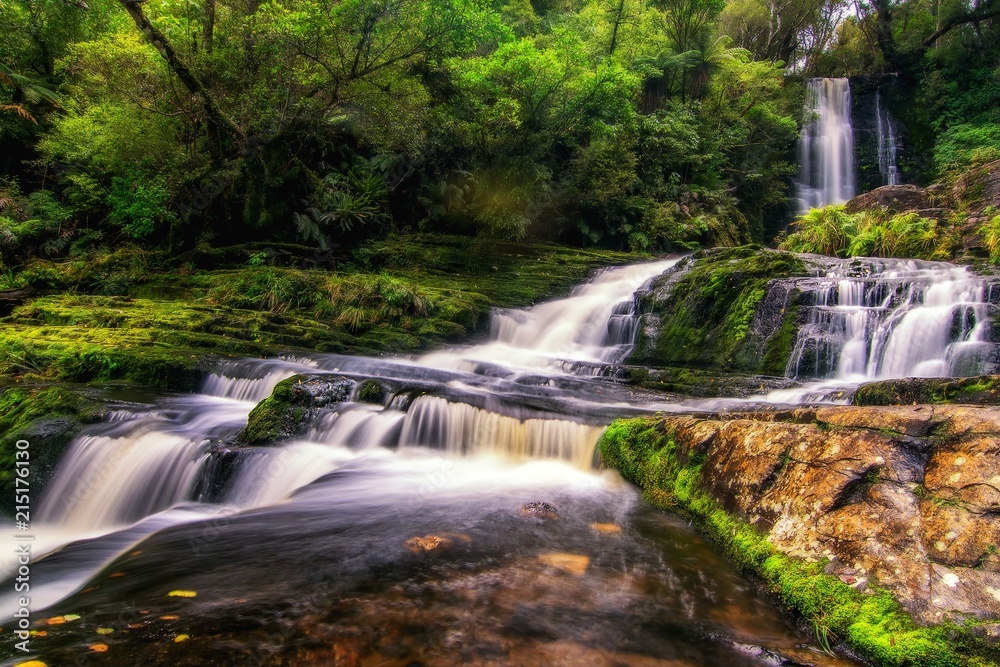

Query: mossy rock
[[238, 375, 353, 446], [598, 417, 998, 667], [630, 247, 808, 374], [854, 375, 1000, 406], [356, 380, 387, 405], [0, 385, 109, 515]]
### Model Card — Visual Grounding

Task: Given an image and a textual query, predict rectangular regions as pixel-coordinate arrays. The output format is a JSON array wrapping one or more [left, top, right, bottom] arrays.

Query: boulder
[[843, 184, 937, 215]]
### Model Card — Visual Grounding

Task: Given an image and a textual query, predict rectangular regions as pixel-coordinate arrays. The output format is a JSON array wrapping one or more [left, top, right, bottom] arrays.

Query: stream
[[3, 255, 994, 666]]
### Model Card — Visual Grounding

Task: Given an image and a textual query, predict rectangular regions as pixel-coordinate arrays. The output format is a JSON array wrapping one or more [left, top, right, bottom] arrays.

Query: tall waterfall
[[875, 90, 901, 186], [786, 260, 994, 380], [796, 78, 856, 212]]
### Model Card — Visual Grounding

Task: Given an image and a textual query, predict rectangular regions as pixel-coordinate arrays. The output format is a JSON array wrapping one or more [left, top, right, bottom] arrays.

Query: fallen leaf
[[109, 572, 126, 578], [88, 643, 108, 652], [28, 630, 47, 637], [13, 661, 48, 667], [62, 614, 80, 622], [538, 552, 590, 576], [45, 616, 66, 625], [174, 634, 190, 643], [96, 628, 114, 635], [160, 615, 180, 621], [129, 550, 143, 556], [590, 523, 621, 535], [167, 590, 197, 598]]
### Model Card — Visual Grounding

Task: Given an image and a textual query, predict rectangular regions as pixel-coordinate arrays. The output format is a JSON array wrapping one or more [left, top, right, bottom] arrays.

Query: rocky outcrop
[[601, 405, 1000, 664], [603, 405, 1000, 629], [954, 159, 1000, 218], [843, 184, 941, 218]]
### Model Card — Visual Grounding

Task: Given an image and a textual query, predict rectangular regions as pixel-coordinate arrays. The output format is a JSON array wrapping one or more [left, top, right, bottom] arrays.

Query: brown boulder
[[844, 184, 937, 215]]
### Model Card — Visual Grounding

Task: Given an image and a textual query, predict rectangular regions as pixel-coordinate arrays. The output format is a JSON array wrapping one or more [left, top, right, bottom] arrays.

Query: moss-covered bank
[[599, 417, 1000, 667], [629, 246, 808, 375], [0, 234, 641, 391]]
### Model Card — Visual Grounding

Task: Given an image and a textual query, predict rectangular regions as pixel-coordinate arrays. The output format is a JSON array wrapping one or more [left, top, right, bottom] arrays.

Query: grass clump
[[780, 206, 943, 260], [598, 417, 994, 667]]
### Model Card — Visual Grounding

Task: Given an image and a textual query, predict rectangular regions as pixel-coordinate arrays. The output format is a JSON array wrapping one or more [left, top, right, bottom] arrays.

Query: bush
[[934, 122, 1000, 179]]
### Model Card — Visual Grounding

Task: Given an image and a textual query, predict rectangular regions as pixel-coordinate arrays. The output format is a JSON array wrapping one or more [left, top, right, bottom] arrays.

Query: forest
[[2, 0, 999, 261]]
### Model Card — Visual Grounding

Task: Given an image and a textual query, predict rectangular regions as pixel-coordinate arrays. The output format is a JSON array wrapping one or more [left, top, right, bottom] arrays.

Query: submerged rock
[[519, 501, 559, 521]]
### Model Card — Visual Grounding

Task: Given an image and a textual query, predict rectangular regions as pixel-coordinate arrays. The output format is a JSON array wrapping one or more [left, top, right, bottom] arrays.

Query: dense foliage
[[0, 0, 806, 262]]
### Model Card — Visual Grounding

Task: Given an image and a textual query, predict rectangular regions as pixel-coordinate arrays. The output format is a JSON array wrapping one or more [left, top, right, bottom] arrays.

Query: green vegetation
[[779, 205, 947, 260], [0, 386, 105, 514], [854, 375, 1000, 406], [0, 234, 638, 388], [599, 417, 997, 667], [631, 246, 806, 373]]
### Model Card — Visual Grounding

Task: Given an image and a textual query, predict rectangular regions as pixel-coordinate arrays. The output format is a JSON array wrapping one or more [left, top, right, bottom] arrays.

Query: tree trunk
[[203, 0, 216, 54], [119, 0, 244, 153]]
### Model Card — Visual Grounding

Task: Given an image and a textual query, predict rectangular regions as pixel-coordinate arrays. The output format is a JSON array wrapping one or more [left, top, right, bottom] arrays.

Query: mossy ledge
[[630, 246, 809, 375], [855, 375, 1000, 406], [238, 375, 353, 446], [599, 415, 1000, 667]]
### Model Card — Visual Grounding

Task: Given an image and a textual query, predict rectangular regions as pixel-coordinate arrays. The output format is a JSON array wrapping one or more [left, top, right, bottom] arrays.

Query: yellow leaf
[[13, 661, 48, 667], [44, 616, 66, 625], [96, 627, 114, 635], [28, 630, 47, 637], [62, 614, 80, 621], [167, 590, 197, 598], [174, 634, 190, 643], [160, 615, 179, 621], [88, 643, 108, 652]]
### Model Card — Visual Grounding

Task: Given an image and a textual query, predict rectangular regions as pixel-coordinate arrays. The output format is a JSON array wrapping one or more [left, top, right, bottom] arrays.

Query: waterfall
[[875, 90, 901, 186], [796, 78, 856, 212], [785, 260, 994, 380]]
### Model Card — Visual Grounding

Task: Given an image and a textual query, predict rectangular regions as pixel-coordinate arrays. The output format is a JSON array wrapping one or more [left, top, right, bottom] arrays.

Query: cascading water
[[796, 78, 856, 212], [875, 90, 901, 186], [786, 259, 995, 381]]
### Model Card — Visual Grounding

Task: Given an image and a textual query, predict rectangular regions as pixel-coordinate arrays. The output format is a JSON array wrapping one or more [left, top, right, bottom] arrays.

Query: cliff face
[[600, 405, 1000, 663]]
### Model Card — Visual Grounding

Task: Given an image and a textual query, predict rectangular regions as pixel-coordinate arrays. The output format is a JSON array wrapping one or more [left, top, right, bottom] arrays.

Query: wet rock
[[855, 375, 1000, 406], [520, 501, 559, 521], [238, 374, 352, 446], [590, 523, 621, 535], [613, 405, 1000, 624]]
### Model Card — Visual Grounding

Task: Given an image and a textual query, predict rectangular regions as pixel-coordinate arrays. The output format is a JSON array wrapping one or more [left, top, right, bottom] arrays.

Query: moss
[[759, 297, 802, 376], [633, 247, 807, 374], [598, 418, 996, 667], [238, 375, 309, 446], [854, 375, 1000, 406], [0, 385, 106, 515], [356, 379, 386, 404]]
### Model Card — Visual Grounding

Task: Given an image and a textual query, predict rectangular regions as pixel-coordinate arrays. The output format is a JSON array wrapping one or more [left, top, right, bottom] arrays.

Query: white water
[[421, 259, 678, 374], [876, 90, 901, 187], [1, 261, 676, 621], [786, 260, 993, 381], [796, 78, 856, 212]]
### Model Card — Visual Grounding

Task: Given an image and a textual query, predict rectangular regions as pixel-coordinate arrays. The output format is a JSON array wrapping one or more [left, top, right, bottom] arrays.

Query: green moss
[[238, 375, 309, 446], [599, 417, 995, 667], [356, 379, 386, 404], [0, 385, 105, 515], [759, 297, 801, 376], [633, 247, 807, 374], [854, 375, 1000, 406]]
